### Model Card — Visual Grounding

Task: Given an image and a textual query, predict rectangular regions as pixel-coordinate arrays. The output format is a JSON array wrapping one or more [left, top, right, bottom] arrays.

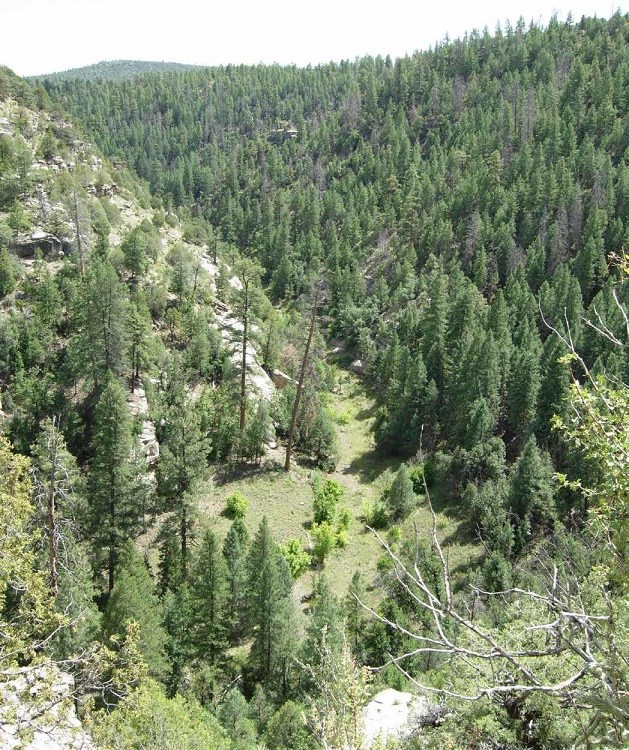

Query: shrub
[[278, 539, 311, 579], [225, 491, 248, 519], [311, 522, 336, 565], [361, 500, 388, 529], [313, 479, 344, 525], [407, 463, 425, 494]]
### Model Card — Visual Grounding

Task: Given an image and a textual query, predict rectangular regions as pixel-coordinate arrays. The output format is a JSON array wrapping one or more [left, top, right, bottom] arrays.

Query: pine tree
[[89, 376, 143, 591], [223, 520, 249, 637], [246, 517, 294, 685], [188, 527, 228, 662], [121, 226, 148, 282], [157, 378, 208, 576], [69, 259, 128, 390], [0, 245, 16, 299], [387, 464, 415, 519], [102, 542, 167, 678], [508, 436, 555, 550], [302, 575, 343, 672]]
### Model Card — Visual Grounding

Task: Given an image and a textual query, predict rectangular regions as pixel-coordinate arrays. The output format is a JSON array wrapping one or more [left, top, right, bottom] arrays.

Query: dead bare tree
[[284, 282, 321, 471], [357, 260, 628, 747]]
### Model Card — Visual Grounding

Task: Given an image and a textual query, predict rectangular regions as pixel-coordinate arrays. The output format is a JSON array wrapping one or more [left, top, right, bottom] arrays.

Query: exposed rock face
[[350, 359, 365, 375], [11, 231, 67, 258], [0, 667, 95, 749], [126, 381, 159, 467], [363, 688, 442, 748], [213, 307, 275, 403], [272, 369, 296, 388]]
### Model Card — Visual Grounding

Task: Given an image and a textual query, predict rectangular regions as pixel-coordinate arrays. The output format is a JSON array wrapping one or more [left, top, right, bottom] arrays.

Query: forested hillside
[[32, 60, 202, 82], [1, 12, 627, 750]]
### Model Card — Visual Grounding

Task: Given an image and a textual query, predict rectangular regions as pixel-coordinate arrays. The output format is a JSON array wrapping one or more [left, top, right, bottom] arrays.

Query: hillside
[[30, 59, 203, 82], [1, 14, 628, 750]]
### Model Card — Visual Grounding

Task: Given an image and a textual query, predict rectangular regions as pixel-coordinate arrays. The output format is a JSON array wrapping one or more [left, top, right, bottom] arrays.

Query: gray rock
[[0, 666, 95, 749], [363, 688, 441, 748]]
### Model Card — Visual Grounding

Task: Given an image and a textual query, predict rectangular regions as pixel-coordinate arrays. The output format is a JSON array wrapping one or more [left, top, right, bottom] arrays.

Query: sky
[[0, 0, 624, 76]]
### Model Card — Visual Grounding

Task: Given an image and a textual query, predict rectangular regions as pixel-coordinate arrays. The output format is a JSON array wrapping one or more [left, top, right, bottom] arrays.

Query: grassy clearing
[[191, 356, 481, 602]]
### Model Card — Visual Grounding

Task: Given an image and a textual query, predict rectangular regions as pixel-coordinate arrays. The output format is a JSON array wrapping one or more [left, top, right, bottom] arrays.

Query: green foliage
[[278, 538, 311, 579], [92, 678, 230, 750], [102, 543, 168, 678], [265, 700, 313, 750], [0, 436, 59, 667], [89, 376, 145, 591], [311, 522, 336, 565], [225, 491, 249, 519], [386, 463, 415, 520], [188, 527, 228, 662], [313, 478, 344, 525], [0, 245, 16, 298]]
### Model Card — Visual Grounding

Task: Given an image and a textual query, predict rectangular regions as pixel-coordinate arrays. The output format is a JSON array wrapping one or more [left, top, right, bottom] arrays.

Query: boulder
[[350, 359, 365, 375], [272, 369, 297, 388], [0, 666, 95, 749], [363, 688, 442, 748], [11, 231, 63, 259]]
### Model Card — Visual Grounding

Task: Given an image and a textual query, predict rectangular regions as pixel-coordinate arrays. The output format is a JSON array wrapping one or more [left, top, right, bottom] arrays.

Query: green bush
[[278, 539, 311, 579], [361, 500, 388, 529], [312, 522, 336, 564], [225, 491, 248, 519], [313, 479, 344, 525]]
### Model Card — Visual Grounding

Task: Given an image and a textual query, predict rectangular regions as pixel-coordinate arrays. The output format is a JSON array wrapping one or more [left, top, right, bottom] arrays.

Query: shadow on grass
[[212, 458, 285, 486], [441, 518, 476, 548], [354, 401, 379, 422], [424, 481, 471, 523], [343, 447, 399, 485]]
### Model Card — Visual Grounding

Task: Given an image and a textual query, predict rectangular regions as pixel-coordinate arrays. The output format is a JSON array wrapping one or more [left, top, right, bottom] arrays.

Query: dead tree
[[284, 284, 320, 471]]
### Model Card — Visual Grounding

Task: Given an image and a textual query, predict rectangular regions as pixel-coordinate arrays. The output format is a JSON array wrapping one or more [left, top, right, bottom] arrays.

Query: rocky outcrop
[[127, 381, 159, 467], [363, 688, 444, 748], [271, 369, 297, 388], [213, 307, 275, 402], [11, 230, 67, 259], [0, 667, 95, 749]]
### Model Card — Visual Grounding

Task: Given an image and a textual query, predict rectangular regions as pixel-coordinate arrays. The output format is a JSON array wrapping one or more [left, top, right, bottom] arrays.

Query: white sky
[[0, 0, 624, 77]]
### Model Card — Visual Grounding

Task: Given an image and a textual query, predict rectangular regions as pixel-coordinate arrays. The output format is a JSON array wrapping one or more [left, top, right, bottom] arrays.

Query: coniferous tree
[[387, 464, 415, 520], [223, 519, 249, 637], [102, 542, 168, 678], [69, 258, 128, 390], [508, 436, 556, 551], [89, 375, 143, 591], [157, 371, 208, 576], [188, 527, 228, 662], [246, 517, 294, 686]]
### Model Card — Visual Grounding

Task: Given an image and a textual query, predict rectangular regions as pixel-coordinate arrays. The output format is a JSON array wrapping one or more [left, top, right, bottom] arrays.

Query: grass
[[188, 356, 482, 603]]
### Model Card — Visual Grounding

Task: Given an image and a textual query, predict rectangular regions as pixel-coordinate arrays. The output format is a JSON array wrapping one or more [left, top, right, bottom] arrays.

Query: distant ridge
[[30, 59, 203, 82]]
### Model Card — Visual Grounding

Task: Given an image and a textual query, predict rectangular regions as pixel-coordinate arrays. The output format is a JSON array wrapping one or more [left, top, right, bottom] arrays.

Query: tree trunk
[[240, 285, 249, 432], [285, 292, 318, 471]]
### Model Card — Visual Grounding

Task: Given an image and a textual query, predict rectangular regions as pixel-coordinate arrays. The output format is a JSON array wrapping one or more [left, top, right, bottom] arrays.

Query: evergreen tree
[[188, 527, 228, 662], [102, 542, 167, 678], [89, 376, 143, 591], [387, 464, 415, 519], [223, 519, 249, 637], [157, 376, 208, 575], [69, 258, 128, 390], [246, 517, 295, 687], [0, 245, 16, 298], [508, 436, 556, 550]]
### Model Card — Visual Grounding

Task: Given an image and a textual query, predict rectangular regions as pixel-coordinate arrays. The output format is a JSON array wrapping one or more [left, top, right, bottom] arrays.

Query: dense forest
[[1, 11, 628, 750], [31, 60, 202, 83]]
